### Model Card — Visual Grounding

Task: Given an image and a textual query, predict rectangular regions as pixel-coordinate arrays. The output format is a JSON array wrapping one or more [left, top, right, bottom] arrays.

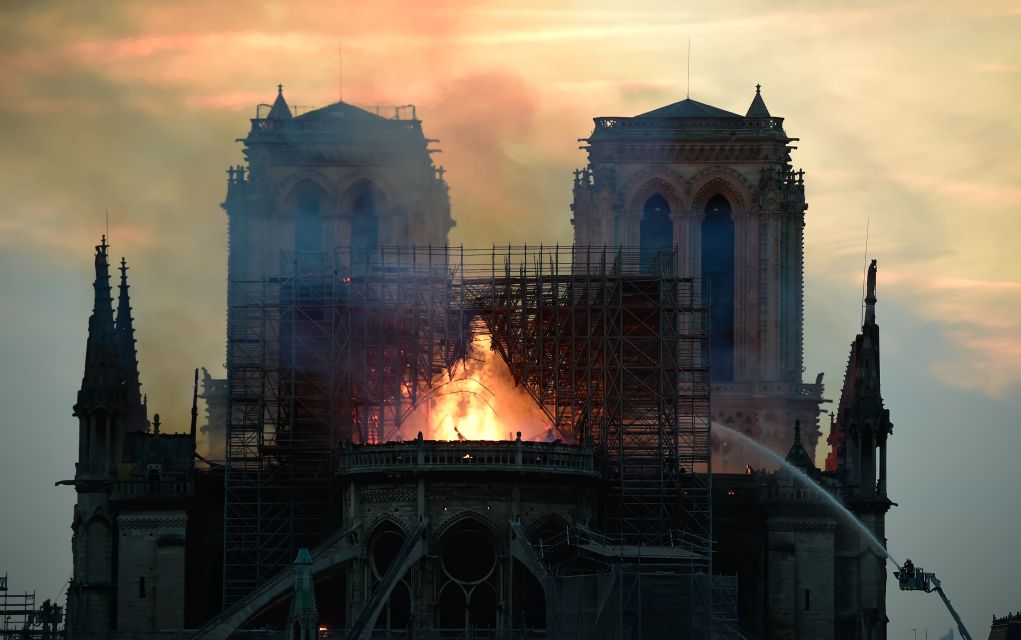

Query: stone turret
[[826, 258, 893, 640], [827, 259, 892, 498], [66, 238, 194, 639], [286, 549, 319, 639], [67, 236, 122, 636]]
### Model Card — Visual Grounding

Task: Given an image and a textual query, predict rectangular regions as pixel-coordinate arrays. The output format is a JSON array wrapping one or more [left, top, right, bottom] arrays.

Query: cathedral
[[62, 84, 893, 639]]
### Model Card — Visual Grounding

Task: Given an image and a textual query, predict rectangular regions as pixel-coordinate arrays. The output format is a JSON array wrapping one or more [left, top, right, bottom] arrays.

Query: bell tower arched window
[[639, 193, 673, 273], [701, 194, 735, 382], [288, 180, 327, 255], [351, 190, 379, 249]]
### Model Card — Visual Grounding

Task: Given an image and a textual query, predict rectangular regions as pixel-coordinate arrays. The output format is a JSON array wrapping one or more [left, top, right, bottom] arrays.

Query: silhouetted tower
[[827, 259, 892, 640], [65, 239, 196, 638], [572, 85, 824, 467], [67, 238, 148, 636], [222, 85, 453, 280], [218, 87, 454, 604]]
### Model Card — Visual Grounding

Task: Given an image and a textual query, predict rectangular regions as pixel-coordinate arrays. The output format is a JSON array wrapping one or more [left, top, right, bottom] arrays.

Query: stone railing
[[337, 437, 597, 478], [110, 479, 193, 499], [711, 381, 823, 399], [592, 116, 785, 134]]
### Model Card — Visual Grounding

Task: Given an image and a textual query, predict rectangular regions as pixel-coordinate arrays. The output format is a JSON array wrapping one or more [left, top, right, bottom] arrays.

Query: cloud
[[893, 171, 1021, 209], [870, 270, 1021, 394]]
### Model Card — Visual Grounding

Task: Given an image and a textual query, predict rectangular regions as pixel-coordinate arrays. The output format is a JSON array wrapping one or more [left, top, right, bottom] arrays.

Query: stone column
[[762, 210, 781, 380], [673, 212, 701, 279], [733, 208, 755, 381], [878, 438, 887, 497]]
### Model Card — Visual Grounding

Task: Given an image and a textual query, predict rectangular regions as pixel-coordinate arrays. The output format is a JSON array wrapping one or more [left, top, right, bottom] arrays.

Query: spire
[[746, 83, 771, 118], [190, 368, 199, 451], [826, 258, 891, 488], [267, 84, 293, 120], [92, 236, 115, 334], [785, 419, 816, 472], [288, 548, 319, 639], [79, 236, 119, 397], [116, 257, 147, 432]]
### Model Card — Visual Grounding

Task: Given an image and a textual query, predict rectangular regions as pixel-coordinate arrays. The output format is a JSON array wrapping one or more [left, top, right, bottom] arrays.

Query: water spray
[[713, 423, 899, 568], [715, 423, 975, 638]]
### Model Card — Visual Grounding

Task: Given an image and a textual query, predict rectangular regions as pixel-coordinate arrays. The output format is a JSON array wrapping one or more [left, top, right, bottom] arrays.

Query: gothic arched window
[[343, 180, 381, 249], [351, 192, 379, 249], [701, 194, 735, 382], [287, 180, 328, 255], [436, 518, 499, 631], [639, 193, 673, 273]]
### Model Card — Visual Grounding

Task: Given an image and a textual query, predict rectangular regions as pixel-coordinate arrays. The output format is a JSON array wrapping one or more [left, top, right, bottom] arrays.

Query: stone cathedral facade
[[571, 87, 825, 470], [61, 85, 894, 640]]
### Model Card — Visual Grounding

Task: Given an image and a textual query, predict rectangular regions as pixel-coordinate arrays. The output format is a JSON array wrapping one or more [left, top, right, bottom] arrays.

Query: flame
[[406, 333, 558, 442]]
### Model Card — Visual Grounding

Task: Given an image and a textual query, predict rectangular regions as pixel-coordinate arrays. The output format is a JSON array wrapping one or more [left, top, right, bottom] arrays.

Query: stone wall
[[115, 511, 188, 632]]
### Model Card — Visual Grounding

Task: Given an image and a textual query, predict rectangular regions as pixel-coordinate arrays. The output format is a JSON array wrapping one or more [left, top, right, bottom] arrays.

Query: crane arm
[[933, 585, 973, 640]]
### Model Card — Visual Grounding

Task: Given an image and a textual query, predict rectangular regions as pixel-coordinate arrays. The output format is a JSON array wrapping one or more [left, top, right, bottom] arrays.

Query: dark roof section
[[746, 84, 771, 118], [267, 84, 293, 120], [293, 100, 390, 125], [637, 98, 743, 119]]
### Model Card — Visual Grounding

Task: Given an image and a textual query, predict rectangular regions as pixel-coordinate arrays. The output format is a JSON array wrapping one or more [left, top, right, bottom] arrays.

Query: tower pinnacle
[[746, 84, 771, 118], [79, 236, 118, 397], [267, 84, 293, 120], [116, 257, 147, 432], [785, 418, 816, 472]]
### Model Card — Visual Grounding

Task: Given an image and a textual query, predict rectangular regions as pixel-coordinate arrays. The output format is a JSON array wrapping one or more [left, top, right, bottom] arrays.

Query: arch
[[337, 170, 393, 208], [365, 519, 407, 579], [639, 193, 673, 273], [190, 524, 367, 639], [439, 519, 498, 584], [374, 580, 411, 631], [437, 582, 466, 629], [526, 514, 570, 542], [435, 515, 502, 632], [341, 179, 387, 252], [432, 510, 504, 552], [689, 166, 754, 215], [701, 194, 736, 382], [622, 169, 686, 217], [285, 179, 330, 254], [84, 516, 112, 583], [274, 170, 338, 215], [511, 559, 546, 630], [467, 582, 498, 628]]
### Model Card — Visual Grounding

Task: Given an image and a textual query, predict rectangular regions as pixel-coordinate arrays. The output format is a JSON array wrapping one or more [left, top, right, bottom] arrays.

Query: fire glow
[[405, 333, 560, 443]]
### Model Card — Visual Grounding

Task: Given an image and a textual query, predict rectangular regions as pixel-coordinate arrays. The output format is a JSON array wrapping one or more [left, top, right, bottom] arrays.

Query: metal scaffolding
[[223, 246, 711, 604], [0, 574, 63, 639]]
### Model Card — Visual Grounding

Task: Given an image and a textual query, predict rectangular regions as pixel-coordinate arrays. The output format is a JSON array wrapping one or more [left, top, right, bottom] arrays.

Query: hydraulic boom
[[894, 560, 973, 640]]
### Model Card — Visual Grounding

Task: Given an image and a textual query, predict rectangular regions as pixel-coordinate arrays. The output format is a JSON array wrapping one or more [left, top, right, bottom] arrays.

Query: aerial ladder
[[894, 560, 973, 640]]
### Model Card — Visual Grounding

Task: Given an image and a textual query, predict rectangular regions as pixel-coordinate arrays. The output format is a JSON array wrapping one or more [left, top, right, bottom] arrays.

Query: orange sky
[[0, 0, 1019, 635]]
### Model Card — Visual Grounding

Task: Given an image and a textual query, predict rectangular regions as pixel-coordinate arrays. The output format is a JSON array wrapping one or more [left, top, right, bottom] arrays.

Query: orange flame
[[405, 333, 558, 442]]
